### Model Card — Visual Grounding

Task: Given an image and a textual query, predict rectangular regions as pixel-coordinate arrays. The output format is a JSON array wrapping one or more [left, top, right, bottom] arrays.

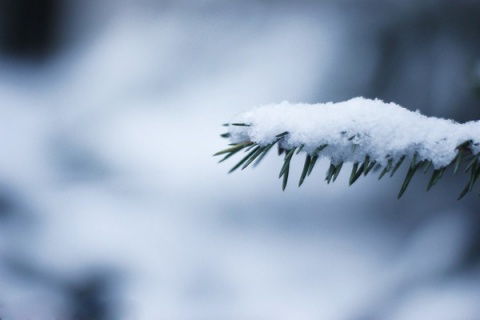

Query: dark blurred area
[[1, 1, 480, 319], [0, 0, 62, 61], [368, 2, 480, 122], [310, 1, 480, 123]]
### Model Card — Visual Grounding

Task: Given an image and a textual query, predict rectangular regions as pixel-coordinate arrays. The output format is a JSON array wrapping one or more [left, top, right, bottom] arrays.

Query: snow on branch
[[214, 97, 480, 199]]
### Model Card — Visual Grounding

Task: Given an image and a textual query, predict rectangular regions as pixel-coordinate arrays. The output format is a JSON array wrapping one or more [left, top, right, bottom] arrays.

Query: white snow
[[228, 97, 480, 168]]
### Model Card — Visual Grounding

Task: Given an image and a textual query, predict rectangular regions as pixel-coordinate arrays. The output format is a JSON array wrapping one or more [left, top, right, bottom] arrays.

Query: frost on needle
[[215, 97, 480, 199]]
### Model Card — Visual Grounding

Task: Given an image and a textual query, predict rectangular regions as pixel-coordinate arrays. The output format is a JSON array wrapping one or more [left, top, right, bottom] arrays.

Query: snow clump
[[228, 97, 480, 169]]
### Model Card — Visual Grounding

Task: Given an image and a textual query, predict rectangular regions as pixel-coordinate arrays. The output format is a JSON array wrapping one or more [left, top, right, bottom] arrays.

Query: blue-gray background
[[0, 1, 480, 319]]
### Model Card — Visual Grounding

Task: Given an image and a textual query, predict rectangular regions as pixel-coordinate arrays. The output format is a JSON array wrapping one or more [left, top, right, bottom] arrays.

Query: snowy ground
[[0, 2, 479, 319]]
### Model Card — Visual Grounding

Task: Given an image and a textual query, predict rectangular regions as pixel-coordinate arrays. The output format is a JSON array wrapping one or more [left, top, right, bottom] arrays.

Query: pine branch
[[214, 98, 480, 199]]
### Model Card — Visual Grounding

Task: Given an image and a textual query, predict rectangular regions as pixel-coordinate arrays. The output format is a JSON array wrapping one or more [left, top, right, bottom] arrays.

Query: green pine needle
[[229, 145, 261, 173], [242, 145, 269, 170], [458, 184, 470, 200], [365, 160, 376, 175], [280, 148, 296, 190], [299, 155, 312, 186], [276, 131, 290, 138], [378, 159, 393, 180], [398, 161, 420, 199], [326, 162, 344, 184], [332, 162, 343, 182], [426, 168, 445, 191], [282, 165, 290, 191], [296, 144, 305, 154], [362, 156, 371, 176], [214, 141, 253, 156], [326, 163, 336, 184], [390, 155, 406, 177], [253, 143, 276, 167], [279, 148, 296, 178], [307, 154, 319, 176], [465, 153, 480, 173], [453, 149, 463, 175], [349, 162, 365, 185]]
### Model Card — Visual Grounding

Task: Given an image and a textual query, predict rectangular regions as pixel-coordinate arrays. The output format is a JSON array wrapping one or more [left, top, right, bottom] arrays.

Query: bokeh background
[[1, 0, 480, 319]]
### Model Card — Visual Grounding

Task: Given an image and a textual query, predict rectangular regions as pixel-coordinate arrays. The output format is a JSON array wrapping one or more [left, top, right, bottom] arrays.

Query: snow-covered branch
[[215, 98, 480, 199]]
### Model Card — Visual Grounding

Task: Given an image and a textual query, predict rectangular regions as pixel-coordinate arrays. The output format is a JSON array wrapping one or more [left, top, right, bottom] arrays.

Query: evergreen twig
[[215, 122, 480, 199]]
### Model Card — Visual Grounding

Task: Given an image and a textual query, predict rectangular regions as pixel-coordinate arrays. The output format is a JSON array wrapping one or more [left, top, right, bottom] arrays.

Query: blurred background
[[0, 0, 480, 319]]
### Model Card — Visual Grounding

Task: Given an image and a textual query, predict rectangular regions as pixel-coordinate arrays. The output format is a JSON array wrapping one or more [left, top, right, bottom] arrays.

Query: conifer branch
[[214, 98, 480, 199]]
